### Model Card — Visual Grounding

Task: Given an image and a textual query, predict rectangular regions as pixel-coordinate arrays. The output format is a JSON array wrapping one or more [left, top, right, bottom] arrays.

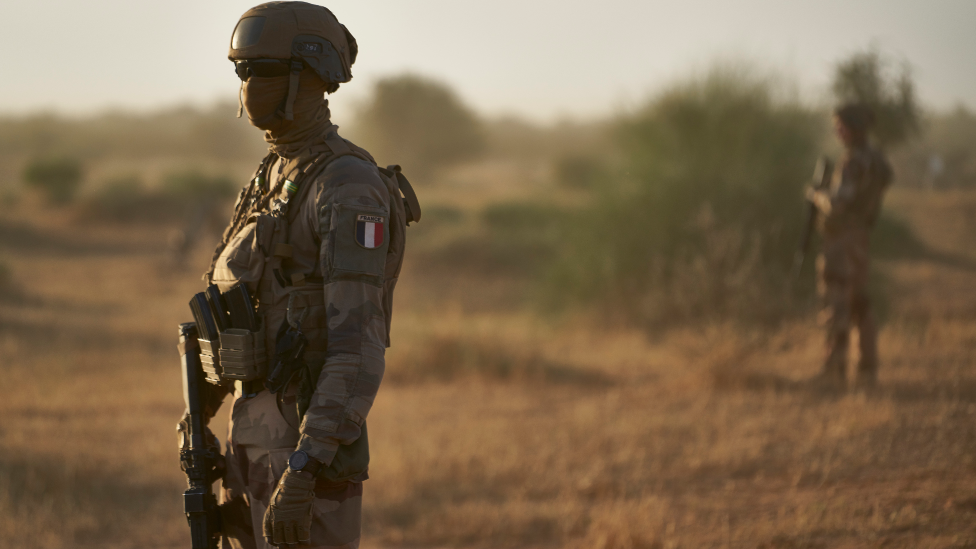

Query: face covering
[[242, 76, 291, 131], [240, 69, 333, 157]]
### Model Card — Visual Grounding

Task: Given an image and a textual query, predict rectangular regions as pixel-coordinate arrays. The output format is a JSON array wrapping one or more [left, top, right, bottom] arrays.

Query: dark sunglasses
[[234, 59, 293, 81]]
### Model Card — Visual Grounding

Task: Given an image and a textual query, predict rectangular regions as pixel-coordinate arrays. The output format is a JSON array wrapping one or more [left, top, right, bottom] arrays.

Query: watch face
[[288, 450, 309, 471]]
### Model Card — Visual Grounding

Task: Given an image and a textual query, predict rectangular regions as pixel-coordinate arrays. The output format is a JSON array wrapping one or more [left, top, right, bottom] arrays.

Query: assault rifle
[[790, 156, 834, 281], [178, 322, 222, 549]]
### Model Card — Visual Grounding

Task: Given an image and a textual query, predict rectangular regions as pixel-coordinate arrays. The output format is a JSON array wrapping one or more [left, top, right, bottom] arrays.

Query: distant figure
[[806, 104, 893, 390]]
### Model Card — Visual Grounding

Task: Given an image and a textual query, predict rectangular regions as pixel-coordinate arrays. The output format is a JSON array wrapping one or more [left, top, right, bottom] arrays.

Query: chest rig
[[201, 129, 419, 405]]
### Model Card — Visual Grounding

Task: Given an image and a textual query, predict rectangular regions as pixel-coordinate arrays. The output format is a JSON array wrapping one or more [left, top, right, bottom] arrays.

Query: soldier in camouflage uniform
[[178, 3, 418, 548], [807, 104, 892, 389]]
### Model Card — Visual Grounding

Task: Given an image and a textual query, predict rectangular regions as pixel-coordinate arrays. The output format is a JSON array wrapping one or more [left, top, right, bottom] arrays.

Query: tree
[[354, 74, 484, 178], [832, 49, 921, 148]]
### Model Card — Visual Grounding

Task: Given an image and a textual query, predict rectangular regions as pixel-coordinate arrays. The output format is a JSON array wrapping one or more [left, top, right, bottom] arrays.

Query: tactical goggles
[[234, 59, 295, 81]]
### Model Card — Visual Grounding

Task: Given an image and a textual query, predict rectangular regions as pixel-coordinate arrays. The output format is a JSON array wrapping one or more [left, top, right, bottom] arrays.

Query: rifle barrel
[[179, 322, 221, 549], [791, 156, 834, 283]]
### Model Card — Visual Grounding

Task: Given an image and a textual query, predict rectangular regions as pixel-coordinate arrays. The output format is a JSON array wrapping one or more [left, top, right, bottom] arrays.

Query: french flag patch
[[355, 214, 385, 249]]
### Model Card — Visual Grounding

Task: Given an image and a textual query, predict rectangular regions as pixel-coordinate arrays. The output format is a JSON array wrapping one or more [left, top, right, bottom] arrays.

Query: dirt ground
[[1, 186, 975, 548]]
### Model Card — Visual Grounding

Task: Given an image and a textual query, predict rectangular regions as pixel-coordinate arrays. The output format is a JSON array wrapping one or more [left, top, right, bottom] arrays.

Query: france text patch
[[355, 214, 385, 249]]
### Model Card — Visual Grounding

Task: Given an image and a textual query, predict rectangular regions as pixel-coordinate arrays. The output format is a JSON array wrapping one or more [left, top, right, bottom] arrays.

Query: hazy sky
[[1, 0, 973, 122]]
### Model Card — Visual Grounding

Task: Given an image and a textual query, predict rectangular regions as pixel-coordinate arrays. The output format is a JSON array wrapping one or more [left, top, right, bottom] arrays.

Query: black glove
[[263, 469, 316, 546]]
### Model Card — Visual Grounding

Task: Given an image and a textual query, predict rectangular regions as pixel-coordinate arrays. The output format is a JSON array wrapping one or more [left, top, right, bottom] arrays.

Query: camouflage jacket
[[819, 143, 893, 236], [207, 127, 406, 469]]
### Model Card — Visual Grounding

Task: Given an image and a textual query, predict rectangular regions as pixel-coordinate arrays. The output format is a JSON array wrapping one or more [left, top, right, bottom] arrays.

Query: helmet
[[834, 103, 875, 134], [229, 2, 358, 93]]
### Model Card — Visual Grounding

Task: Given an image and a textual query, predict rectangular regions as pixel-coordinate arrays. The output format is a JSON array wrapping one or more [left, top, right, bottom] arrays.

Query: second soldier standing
[[807, 103, 892, 390]]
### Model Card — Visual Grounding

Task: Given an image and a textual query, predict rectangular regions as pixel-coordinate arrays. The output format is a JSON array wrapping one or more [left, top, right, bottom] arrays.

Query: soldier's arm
[[296, 157, 389, 465]]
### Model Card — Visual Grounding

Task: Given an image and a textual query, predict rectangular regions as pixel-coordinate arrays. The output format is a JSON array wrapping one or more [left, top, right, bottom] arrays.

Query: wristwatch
[[287, 450, 322, 476]]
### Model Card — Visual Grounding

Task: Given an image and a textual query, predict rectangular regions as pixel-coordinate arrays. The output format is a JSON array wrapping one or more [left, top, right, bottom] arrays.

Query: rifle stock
[[790, 156, 834, 281], [179, 322, 222, 549]]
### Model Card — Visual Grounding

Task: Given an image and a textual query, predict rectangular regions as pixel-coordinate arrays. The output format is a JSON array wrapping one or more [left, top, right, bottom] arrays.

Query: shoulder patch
[[328, 203, 389, 285], [355, 214, 385, 249]]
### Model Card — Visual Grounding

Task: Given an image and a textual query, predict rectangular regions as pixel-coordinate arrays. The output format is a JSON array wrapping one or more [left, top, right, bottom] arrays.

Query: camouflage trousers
[[219, 385, 363, 549], [817, 230, 878, 379]]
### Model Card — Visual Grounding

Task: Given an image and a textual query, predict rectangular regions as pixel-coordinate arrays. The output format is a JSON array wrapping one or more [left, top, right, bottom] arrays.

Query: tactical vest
[[205, 129, 419, 482], [823, 145, 892, 236]]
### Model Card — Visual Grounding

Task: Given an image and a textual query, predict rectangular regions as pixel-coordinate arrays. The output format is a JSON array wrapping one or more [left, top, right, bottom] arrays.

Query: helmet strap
[[283, 59, 303, 121], [237, 81, 244, 118]]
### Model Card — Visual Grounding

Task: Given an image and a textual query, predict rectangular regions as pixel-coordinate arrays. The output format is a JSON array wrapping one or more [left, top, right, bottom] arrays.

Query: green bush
[[542, 68, 825, 327], [81, 175, 161, 222], [22, 157, 84, 204], [80, 170, 236, 223]]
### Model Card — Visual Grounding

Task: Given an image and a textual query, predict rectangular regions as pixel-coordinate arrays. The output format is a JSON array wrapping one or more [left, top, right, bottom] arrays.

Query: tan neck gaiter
[[241, 69, 333, 158]]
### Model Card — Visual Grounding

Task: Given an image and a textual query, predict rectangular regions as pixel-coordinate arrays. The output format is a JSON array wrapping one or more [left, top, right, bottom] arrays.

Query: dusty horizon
[[1, 0, 973, 122]]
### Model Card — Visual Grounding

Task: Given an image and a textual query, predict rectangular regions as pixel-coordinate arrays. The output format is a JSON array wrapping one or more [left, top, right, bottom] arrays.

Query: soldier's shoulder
[[312, 150, 388, 208], [318, 154, 378, 181]]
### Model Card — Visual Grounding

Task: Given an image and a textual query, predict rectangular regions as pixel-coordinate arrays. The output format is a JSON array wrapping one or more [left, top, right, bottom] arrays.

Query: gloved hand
[[805, 186, 832, 215], [263, 469, 316, 546]]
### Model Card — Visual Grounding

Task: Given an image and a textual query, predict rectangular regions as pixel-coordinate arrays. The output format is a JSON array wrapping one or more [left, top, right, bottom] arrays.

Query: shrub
[[79, 170, 236, 224], [542, 68, 825, 327], [80, 175, 162, 223], [22, 157, 84, 204]]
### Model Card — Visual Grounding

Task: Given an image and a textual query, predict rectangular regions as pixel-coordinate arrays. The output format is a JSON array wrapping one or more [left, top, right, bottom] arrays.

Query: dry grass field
[[1, 183, 975, 548]]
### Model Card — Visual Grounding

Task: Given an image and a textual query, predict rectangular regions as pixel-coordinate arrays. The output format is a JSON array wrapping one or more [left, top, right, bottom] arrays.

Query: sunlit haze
[[1, 0, 974, 121]]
